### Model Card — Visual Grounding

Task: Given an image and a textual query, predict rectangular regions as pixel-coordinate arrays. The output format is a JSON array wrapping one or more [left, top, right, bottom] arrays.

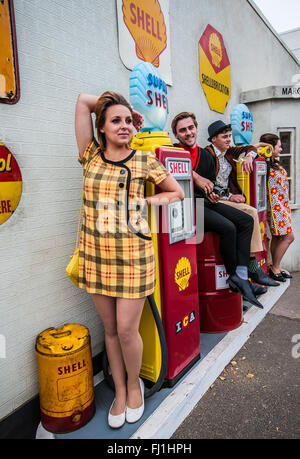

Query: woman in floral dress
[[260, 133, 295, 282]]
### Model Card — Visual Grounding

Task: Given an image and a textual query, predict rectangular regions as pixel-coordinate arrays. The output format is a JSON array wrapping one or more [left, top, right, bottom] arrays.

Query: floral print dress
[[267, 166, 293, 236]]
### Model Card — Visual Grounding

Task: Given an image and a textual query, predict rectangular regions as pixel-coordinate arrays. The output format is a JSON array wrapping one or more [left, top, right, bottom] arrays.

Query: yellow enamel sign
[[175, 257, 191, 292], [199, 25, 231, 114], [0, 142, 22, 224], [0, 0, 20, 104], [122, 0, 167, 68]]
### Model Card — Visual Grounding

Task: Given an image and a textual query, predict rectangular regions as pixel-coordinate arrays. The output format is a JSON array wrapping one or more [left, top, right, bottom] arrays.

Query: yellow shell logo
[[122, 0, 167, 67], [175, 257, 191, 292], [209, 33, 222, 68]]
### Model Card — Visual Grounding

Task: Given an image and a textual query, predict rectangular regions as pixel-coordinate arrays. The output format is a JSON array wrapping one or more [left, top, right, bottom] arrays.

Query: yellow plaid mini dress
[[78, 138, 169, 298]]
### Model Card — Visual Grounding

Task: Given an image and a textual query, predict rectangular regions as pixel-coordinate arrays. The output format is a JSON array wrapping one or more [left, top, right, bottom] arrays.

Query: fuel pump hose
[[101, 294, 168, 399]]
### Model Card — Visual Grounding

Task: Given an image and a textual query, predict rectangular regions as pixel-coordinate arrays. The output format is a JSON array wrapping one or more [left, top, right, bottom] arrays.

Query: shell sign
[[129, 62, 168, 131], [122, 0, 167, 68], [174, 257, 191, 292], [230, 104, 254, 146], [199, 25, 231, 114], [0, 142, 22, 225], [117, 0, 172, 85]]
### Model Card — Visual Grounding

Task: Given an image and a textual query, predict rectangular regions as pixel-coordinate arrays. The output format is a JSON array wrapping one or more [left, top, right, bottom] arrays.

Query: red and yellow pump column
[[132, 131, 200, 386], [131, 131, 174, 383]]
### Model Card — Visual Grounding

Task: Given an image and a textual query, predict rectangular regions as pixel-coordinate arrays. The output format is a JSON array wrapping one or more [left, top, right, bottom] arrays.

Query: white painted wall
[[280, 27, 300, 61], [0, 0, 299, 421]]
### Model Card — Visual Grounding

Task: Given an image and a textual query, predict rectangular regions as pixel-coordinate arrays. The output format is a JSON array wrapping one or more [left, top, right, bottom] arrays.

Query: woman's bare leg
[[271, 232, 295, 273], [117, 297, 146, 409], [92, 294, 127, 415]]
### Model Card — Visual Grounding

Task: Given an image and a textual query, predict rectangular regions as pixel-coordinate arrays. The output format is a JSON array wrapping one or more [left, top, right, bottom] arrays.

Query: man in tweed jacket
[[205, 120, 279, 288]]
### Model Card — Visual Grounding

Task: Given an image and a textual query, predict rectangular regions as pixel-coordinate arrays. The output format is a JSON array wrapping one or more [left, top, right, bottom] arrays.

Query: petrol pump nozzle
[[257, 146, 272, 158]]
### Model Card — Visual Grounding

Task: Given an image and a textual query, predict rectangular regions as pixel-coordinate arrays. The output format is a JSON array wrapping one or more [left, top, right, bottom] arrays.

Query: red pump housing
[[155, 148, 200, 386]]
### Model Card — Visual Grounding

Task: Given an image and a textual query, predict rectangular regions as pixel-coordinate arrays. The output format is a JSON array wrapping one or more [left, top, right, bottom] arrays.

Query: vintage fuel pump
[[230, 104, 268, 272], [130, 62, 200, 387]]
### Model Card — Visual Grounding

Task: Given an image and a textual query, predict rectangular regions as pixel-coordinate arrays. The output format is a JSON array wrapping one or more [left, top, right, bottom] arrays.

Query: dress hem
[[77, 284, 155, 299]]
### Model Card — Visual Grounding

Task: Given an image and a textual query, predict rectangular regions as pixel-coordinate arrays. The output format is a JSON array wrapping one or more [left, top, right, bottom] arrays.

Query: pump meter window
[[256, 162, 267, 212], [166, 158, 194, 244]]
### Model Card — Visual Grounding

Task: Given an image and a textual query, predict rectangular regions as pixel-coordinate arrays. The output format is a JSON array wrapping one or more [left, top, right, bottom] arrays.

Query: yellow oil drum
[[35, 323, 95, 433]]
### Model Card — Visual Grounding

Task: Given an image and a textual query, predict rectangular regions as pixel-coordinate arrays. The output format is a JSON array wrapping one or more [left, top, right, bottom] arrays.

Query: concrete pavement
[[171, 272, 300, 439]]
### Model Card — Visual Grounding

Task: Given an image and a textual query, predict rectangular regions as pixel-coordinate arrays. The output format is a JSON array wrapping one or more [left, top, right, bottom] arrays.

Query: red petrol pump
[[131, 140, 201, 387], [154, 148, 200, 384]]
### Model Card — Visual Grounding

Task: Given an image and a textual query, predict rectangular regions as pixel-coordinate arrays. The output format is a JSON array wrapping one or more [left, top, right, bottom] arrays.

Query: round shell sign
[[0, 142, 22, 225], [199, 25, 231, 113]]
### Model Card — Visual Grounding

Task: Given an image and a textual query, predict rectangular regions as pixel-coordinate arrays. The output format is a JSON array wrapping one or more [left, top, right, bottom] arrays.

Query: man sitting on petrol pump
[[204, 120, 279, 288], [171, 113, 275, 309]]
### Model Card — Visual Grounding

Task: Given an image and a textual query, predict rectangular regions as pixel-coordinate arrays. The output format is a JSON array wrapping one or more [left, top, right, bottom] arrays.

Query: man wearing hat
[[171, 113, 277, 309], [204, 120, 278, 288]]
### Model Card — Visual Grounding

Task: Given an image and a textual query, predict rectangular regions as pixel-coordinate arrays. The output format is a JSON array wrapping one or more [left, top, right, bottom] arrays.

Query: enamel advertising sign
[[0, 142, 22, 225], [117, 0, 172, 85], [199, 25, 231, 113], [0, 0, 20, 104]]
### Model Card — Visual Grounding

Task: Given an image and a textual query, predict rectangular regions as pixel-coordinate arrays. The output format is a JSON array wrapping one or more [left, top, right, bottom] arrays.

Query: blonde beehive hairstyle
[[95, 91, 133, 151]]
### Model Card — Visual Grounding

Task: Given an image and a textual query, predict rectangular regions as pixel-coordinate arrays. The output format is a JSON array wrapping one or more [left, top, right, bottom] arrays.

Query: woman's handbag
[[65, 186, 84, 286], [66, 155, 96, 286]]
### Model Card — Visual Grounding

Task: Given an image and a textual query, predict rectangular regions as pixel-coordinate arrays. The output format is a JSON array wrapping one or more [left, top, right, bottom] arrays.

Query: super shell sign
[[130, 62, 168, 131], [0, 143, 22, 225], [199, 25, 231, 114], [230, 104, 254, 146]]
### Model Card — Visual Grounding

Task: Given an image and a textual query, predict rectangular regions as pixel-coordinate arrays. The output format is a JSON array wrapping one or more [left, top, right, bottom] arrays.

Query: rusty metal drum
[[35, 324, 95, 433]]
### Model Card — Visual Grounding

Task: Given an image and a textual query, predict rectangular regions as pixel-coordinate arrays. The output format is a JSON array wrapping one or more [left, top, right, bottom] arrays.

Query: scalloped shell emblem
[[209, 33, 223, 68], [175, 257, 191, 292], [122, 0, 167, 68]]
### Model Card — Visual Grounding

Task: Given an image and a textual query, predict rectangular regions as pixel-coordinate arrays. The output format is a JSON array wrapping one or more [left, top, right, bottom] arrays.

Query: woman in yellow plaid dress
[[75, 91, 184, 427]]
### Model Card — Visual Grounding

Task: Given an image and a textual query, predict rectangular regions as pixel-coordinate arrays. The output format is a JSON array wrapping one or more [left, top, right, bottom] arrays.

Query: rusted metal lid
[[35, 324, 90, 356]]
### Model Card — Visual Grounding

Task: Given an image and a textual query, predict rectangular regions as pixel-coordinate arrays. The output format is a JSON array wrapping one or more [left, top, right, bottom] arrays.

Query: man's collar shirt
[[214, 146, 232, 189]]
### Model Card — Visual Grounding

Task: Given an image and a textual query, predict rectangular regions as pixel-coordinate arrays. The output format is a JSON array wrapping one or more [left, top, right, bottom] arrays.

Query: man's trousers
[[203, 200, 254, 276]]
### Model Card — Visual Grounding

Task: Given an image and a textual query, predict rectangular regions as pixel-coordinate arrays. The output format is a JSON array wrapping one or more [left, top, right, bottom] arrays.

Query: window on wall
[[277, 128, 296, 204]]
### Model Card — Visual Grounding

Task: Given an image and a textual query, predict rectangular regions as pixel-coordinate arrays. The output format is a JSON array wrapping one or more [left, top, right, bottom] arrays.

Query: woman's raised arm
[[75, 93, 98, 158]]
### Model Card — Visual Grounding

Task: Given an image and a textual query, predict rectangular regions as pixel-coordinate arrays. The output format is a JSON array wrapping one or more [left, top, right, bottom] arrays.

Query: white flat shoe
[[126, 378, 145, 423], [108, 399, 126, 429]]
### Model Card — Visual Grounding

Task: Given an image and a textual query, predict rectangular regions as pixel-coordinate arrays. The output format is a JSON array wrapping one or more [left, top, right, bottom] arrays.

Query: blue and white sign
[[230, 104, 254, 146], [129, 62, 168, 132]]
